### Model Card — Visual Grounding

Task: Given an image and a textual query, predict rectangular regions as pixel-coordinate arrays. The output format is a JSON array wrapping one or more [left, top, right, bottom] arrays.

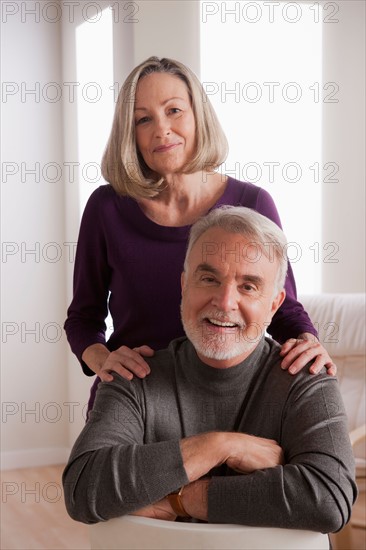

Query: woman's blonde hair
[[101, 56, 228, 199]]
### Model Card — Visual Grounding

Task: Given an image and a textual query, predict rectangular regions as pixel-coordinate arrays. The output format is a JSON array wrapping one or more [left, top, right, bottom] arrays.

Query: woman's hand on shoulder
[[280, 333, 336, 376], [100, 345, 154, 381], [82, 343, 154, 382]]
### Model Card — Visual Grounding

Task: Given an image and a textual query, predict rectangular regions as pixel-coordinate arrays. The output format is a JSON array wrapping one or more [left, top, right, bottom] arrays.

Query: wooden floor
[[1, 464, 365, 550], [1, 465, 89, 550]]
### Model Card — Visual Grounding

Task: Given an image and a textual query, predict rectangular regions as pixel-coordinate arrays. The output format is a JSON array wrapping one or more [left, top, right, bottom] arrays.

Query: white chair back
[[89, 515, 329, 550]]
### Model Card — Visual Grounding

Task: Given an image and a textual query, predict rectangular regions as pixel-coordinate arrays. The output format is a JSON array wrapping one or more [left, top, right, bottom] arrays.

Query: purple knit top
[[65, 177, 316, 382]]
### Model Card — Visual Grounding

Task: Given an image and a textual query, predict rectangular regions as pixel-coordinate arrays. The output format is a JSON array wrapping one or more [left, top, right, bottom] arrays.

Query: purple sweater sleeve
[[64, 189, 110, 374], [252, 187, 317, 343]]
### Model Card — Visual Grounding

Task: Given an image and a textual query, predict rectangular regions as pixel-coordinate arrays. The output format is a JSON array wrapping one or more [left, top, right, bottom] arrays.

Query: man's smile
[[205, 318, 240, 329]]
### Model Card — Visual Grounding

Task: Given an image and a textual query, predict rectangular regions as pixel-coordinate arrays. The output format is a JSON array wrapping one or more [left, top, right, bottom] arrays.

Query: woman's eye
[[169, 108, 182, 115], [136, 116, 150, 125]]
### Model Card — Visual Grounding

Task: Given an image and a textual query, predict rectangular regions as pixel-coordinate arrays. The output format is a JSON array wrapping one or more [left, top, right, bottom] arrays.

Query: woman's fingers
[[279, 338, 299, 356], [133, 345, 155, 357], [280, 338, 336, 376], [99, 345, 154, 381], [309, 355, 337, 376]]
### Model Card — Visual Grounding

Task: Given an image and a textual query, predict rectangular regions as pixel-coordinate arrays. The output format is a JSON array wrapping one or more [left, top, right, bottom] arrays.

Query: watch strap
[[167, 486, 190, 517]]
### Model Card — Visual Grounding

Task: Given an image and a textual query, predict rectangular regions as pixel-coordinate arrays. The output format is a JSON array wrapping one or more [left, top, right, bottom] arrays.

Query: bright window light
[[75, 6, 114, 212], [75, 6, 115, 337], [200, 0, 323, 293]]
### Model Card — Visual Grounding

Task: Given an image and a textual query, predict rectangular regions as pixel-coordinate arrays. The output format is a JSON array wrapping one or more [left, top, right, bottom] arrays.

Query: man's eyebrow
[[240, 274, 264, 286], [194, 265, 264, 286], [134, 97, 186, 111]]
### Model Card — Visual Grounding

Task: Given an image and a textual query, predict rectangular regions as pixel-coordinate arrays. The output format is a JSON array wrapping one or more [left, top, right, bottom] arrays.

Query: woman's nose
[[154, 116, 170, 137], [211, 284, 239, 311]]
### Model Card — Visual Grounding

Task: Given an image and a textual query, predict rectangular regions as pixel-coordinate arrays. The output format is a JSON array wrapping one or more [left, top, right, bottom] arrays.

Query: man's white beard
[[182, 317, 260, 361]]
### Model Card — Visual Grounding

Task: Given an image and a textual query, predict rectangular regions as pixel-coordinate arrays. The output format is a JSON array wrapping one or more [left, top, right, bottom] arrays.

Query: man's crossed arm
[[63, 371, 356, 532], [131, 432, 284, 521]]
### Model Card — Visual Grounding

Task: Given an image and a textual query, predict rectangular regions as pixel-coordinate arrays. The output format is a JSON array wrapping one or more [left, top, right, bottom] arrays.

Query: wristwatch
[[167, 486, 191, 517]]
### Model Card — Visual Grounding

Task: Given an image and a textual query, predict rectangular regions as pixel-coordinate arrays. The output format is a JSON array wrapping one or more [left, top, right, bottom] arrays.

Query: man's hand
[[180, 432, 284, 483], [181, 479, 210, 521], [132, 432, 283, 522], [280, 333, 336, 376], [82, 343, 154, 382], [223, 433, 284, 473], [131, 482, 210, 522], [130, 497, 177, 521]]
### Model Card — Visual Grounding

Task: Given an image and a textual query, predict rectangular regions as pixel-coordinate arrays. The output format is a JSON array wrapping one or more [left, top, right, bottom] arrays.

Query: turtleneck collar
[[172, 336, 270, 396]]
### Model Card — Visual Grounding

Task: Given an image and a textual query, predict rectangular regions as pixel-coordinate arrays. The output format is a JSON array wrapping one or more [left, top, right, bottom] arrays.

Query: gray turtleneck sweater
[[63, 336, 356, 531]]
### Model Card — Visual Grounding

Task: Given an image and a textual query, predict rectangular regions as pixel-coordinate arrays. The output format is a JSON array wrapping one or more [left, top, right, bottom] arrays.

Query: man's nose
[[211, 284, 239, 311]]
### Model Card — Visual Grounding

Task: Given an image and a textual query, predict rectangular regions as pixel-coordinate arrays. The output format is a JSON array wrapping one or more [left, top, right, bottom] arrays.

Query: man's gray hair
[[184, 206, 288, 293]]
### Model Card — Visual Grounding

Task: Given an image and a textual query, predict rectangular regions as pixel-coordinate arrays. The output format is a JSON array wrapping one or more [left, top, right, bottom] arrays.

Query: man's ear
[[270, 289, 286, 315], [181, 271, 186, 291]]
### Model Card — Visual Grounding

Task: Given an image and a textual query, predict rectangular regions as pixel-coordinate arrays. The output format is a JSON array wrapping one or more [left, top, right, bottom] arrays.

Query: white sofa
[[300, 294, 366, 549], [299, 294, 365, 464], [90, 294, 365, 550]]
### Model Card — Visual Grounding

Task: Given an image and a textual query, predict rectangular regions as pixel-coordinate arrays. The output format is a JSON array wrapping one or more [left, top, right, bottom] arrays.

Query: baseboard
[[0, 447, 71, 470]]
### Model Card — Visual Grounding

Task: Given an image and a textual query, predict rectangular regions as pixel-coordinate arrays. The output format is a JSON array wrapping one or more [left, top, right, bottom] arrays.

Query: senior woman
[[64, 57, 334, 411]]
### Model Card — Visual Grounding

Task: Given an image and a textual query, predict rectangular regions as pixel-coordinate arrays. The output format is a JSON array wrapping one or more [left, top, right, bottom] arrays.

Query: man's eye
[[201, 276, 217, 284], [242, 284, 256, 292]]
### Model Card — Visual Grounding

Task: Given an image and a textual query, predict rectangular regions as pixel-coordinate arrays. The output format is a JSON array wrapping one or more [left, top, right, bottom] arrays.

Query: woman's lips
[[153, 143, 181, 153]]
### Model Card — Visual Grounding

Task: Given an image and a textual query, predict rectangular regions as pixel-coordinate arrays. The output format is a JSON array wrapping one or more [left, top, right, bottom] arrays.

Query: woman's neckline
[[134, 175, 232, 229]]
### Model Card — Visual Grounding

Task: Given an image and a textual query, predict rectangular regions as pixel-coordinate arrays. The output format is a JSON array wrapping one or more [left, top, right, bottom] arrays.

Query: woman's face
[[134, 72, 196, 178]]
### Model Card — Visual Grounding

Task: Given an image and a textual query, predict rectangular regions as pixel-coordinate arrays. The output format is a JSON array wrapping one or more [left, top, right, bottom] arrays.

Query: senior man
[[63, 206, 356, 532]]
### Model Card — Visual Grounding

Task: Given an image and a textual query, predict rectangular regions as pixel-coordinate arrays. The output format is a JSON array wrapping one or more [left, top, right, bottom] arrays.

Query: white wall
[[1, 0, 364, 470], [132, 0, 200, 73], [321, 0, 365, 292], [62, 1, 116, 447], [1, 0, 69, 468]]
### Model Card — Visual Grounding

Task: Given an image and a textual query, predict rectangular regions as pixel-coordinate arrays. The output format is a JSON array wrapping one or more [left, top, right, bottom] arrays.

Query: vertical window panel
[[75, 6, 114, 212], [200, 1, 322, 293]]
